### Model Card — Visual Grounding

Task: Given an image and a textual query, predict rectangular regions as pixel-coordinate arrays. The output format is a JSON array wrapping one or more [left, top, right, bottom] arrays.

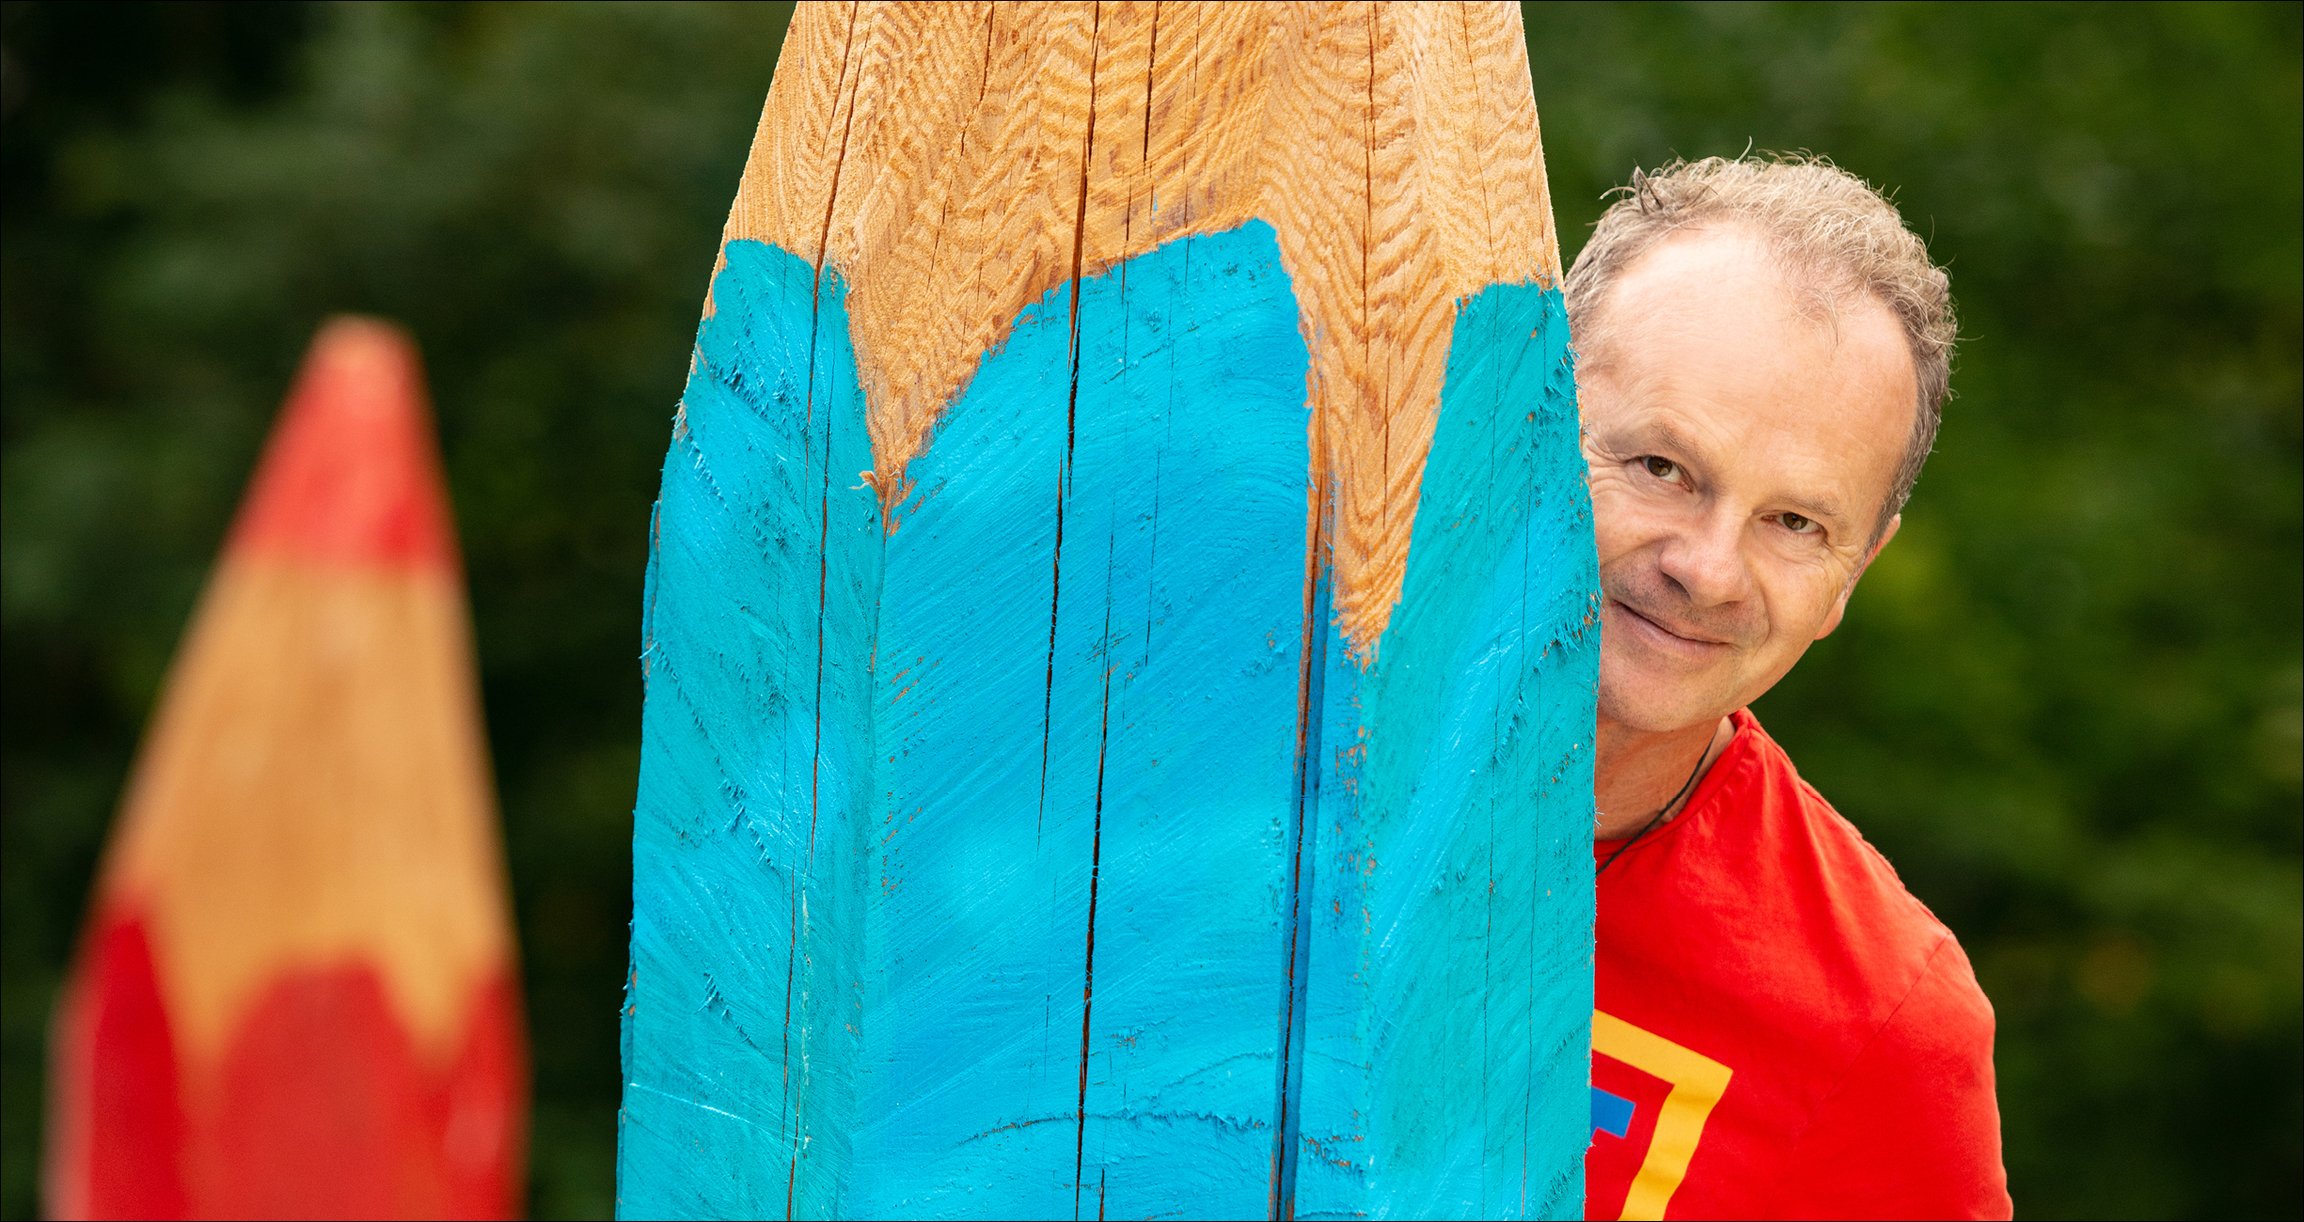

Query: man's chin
[[1595, 670, 1736, 737]]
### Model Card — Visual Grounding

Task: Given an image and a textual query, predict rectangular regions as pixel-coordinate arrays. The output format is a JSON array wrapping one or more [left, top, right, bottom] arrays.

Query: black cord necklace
[[1596, 733, 1716, 879]]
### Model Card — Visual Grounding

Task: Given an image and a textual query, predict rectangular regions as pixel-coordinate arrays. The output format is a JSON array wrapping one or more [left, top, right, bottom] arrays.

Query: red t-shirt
[[1586, 709, 2012, 1220]]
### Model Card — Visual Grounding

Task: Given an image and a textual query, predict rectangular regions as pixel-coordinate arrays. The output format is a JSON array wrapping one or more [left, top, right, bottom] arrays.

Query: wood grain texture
[[47, 320, 525, 1220], [721, 0, 1559, 654], [622, 5, 1598, 1217]]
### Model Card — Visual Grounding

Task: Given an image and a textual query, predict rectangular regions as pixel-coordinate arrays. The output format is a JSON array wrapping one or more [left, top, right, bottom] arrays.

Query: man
[[1568, 156, 2012, 1219]]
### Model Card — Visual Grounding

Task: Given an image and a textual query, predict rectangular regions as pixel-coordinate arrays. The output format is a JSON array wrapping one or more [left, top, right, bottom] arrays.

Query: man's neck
[[1594, 712, 1736, 841]]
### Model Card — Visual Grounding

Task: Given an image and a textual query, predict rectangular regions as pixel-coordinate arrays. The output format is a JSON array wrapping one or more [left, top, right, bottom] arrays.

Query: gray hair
[[1565, 154, 1956, 529]]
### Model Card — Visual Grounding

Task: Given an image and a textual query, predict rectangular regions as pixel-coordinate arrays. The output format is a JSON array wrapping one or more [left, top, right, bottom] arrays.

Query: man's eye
[[1639, 456, 1683, 483], [1780, 512, 1819, 536]]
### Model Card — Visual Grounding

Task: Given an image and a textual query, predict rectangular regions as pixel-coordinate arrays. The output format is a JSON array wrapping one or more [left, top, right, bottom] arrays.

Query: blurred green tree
[[2, 2, 2295, 1218]]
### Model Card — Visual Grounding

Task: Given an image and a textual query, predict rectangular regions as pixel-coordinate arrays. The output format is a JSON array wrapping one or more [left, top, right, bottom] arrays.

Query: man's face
[[1578, 227, 1917, 734]]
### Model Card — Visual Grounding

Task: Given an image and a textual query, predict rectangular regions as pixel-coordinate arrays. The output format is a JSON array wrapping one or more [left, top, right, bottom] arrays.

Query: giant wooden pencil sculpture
[[47, 319, 526, 1220], [621, 3, 1598, 1218]]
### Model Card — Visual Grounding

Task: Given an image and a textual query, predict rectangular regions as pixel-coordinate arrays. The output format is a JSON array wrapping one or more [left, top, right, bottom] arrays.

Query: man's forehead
[[1597, 230, 1913, 405], [1604, 229, 1828, 345]]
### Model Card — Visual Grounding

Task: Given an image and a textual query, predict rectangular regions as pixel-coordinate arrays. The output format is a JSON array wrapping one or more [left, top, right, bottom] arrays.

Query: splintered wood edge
[[716, 0, 1560, 654]]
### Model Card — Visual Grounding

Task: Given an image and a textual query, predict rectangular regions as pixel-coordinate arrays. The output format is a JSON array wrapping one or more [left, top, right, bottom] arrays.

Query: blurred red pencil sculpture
[[45, 318, 527, 1220]]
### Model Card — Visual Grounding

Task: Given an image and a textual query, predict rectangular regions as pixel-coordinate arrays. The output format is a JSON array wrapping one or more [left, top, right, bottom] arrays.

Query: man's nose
[[1657, 505, 1753, 609]]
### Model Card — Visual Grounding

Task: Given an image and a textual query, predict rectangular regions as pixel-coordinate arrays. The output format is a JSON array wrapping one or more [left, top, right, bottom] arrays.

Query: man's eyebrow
[[1779, 491, 1853, 531], [1625, 419, 1712, 465]]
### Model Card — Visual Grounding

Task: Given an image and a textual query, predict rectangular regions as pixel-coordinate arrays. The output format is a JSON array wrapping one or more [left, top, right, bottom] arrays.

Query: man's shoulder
[[1712, 711, 1993, 1040], [1734, 711, 1959, 941]]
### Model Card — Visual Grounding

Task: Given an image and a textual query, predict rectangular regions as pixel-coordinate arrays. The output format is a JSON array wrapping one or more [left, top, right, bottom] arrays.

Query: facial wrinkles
[[1602, 552, 1765, 651], [1600, 338, 1884, 564]]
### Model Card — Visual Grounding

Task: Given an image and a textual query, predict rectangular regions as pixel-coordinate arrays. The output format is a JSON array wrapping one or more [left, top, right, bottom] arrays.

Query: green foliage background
[[2, 3, 2296, 1217]]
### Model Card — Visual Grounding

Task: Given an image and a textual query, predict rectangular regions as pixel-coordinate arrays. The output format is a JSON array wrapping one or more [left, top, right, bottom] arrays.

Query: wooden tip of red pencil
[[227, 317, 458, 574]]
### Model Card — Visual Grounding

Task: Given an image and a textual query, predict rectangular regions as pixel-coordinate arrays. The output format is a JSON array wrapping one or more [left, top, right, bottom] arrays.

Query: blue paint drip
[[620, 225, 1597, 1219]]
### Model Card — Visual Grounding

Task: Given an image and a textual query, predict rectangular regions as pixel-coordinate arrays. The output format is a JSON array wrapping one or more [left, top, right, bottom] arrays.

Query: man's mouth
[[1608, 598, 1732, 656]]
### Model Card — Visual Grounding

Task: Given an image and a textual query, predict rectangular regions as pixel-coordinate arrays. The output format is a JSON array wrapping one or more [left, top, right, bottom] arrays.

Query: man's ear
[[1817, 512, 1901, 640]]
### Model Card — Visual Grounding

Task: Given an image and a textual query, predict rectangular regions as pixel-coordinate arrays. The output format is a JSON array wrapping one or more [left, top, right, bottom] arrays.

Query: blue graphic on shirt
[[1591, 1086, 1635, 1141]]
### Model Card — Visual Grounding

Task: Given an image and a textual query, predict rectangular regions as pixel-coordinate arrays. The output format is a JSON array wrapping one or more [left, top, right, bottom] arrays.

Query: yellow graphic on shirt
[[1594, 1010, 1734, 1221]]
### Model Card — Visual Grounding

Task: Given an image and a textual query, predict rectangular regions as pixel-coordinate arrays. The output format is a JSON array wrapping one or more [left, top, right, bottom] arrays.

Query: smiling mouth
[[1610, 599, 1730, 651]]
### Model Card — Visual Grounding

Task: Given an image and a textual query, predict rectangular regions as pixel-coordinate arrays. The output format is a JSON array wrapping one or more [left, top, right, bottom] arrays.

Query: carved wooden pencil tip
[[48, 315, 523, 1221], [228, 316, 457, 574]]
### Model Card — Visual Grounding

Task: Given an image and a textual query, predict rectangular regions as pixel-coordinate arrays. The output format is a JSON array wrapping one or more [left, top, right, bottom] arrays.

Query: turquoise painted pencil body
[[619, 223, 1597, 1218]]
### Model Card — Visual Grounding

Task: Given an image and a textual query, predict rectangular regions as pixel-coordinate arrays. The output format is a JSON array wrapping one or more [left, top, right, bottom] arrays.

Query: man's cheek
[[1587, 486, 1651, 565]]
